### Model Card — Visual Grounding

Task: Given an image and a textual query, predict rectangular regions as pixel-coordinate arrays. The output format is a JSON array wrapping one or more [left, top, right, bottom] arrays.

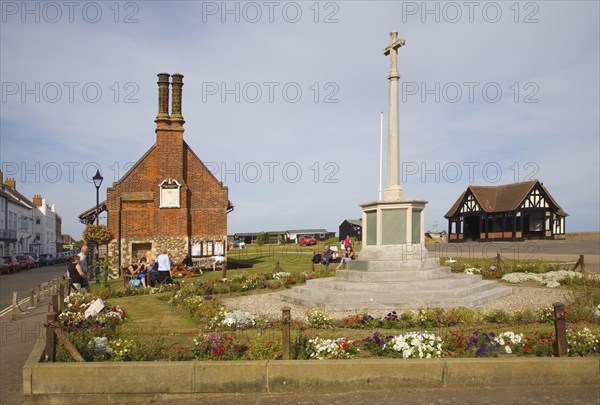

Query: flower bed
[[501, 270, 600, 288], [55, 290, 600, 362]]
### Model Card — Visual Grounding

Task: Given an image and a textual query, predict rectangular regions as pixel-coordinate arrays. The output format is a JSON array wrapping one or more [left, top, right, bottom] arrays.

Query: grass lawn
[[109, 293, 199, 347], [81, 245, 597, 359]]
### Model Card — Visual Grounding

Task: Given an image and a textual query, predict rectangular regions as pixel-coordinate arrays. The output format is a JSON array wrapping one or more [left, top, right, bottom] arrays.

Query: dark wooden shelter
[[338, 219, 362, 242], [444, 180, 567, 242]]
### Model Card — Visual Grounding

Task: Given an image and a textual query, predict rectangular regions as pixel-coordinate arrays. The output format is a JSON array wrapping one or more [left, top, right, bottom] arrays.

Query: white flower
[[501, 270, 600, 288], [273, 272, 291, 279], [219, 310, 256, 328], [384, 332, 443, 359]]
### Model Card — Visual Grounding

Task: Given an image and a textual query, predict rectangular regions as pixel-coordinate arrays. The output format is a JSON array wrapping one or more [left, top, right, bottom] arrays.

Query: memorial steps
[[280, 258, 513, 310]]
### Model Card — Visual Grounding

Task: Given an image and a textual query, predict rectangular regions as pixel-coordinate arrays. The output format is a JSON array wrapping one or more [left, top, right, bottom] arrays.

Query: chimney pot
[[5, 177, 15, 189], [155, 73, 171, 123], [170, 73, 185, 126]]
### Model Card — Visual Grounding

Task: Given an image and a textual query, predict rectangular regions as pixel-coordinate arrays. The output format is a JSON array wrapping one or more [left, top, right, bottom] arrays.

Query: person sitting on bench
[[321, 246, 335, 271], [128, 257, 147, 287]]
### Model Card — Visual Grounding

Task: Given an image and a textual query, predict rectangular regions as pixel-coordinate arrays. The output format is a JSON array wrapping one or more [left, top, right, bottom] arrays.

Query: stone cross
[[383, 31, 405, 201], [383, 31, 405, 78]]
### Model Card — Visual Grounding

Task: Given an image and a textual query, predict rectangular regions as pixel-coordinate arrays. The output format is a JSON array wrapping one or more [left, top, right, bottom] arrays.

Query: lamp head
[[92, 170, 103, 189]]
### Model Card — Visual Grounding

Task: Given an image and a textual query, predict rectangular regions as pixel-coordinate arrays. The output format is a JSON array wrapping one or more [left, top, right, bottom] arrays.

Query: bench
[[120, 267, 149, 287], [171, 264, 195, 278], [192, 257, 226, 272]]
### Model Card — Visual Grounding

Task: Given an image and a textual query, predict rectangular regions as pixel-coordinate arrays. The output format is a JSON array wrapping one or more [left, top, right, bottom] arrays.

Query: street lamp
[[92, 169, 103, 283], [93, 170, 103, 225]]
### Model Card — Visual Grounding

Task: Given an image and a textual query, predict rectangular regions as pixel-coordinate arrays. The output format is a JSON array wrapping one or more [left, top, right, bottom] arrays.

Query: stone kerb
[[23, 337, 600, 403]]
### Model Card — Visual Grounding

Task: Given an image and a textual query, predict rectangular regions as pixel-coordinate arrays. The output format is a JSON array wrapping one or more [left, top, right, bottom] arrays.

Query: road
[[0, 263, 69, 311], [427, 240, 600, 272]]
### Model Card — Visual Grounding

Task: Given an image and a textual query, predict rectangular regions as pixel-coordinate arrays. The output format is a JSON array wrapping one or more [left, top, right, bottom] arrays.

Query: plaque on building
[[159, 179, 181, 208]]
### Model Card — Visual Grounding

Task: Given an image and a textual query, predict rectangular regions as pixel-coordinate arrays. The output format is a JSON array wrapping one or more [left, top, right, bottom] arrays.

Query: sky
[[1, 0, 599, 239]]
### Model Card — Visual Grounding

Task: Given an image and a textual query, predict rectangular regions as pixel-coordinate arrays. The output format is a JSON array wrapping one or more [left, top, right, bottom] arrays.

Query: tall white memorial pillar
[[359, 32, 428, 262]]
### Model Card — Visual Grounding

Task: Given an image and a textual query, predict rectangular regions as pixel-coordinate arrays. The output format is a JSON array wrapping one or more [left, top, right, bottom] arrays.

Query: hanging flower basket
[[83, 224, 114, 244]]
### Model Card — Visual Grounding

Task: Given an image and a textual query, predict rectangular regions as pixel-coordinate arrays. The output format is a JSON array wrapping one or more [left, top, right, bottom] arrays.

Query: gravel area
[[221, 283, 571, 322]]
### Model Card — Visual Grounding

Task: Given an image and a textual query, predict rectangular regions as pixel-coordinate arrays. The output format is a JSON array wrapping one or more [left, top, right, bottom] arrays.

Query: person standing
[[67, 255, 87, 293], [77, 245, 90, 287], [155, 248, 172, 285], [78, 245, 89, 275], [343, 235, 352, 252]]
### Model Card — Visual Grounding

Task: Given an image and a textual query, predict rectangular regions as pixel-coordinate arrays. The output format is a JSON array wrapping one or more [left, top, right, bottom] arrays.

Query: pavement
[[1, 303, 47, 405], [1, 239, 599, 404]]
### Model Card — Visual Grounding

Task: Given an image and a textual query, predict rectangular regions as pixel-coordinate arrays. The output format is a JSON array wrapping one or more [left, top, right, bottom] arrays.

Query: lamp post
[[92, 169, 103, 283]]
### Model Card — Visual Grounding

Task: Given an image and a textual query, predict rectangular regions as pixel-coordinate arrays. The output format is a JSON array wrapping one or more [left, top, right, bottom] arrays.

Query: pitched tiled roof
[[343, 219, 362, 227], [445, 180, 567, 218]]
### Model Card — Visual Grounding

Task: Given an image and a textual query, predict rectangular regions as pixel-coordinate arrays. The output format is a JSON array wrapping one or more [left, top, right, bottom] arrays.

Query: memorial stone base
[[280, 199, 513, 310]]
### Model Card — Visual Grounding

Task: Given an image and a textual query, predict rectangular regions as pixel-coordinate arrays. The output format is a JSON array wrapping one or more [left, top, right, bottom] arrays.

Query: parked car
[[30, 253, 41, 267], [40, 254, 54, 265], [37, 255, 50, 266], [0, 258, 9, 274], [27, 254, 39, 268], [298, 235, 317, 246], [2, 256, 21, 272], [17, 255, 36, 269]]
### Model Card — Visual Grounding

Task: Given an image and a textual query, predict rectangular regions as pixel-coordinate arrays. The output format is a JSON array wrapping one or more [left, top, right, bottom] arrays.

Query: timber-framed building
[[444, 180, 567, 242]]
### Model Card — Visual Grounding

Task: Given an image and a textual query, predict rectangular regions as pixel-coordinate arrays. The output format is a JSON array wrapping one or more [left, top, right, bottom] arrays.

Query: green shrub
[[483, 309, 510, 324], [511, 309, 537, 324], [307, 309, 332, 328], [256, 231, 266, 247], [567, 328, 600, 356], [248, 333, 282, 360]]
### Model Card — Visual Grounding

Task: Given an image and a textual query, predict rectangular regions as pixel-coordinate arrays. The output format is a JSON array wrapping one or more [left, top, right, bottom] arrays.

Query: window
[[36, 218, 40, 224], [19, 217, 29, 232]]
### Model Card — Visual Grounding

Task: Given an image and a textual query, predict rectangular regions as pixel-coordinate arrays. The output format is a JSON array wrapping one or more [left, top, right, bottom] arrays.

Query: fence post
[[52, 294, 60, 315], [553, 302, 568, 357], [11, 292, 18, 321], [44, 303, 57, 362], [282, 307, 291, 360], [222, 260, 227, 279], [58, 285, 65, 312], [27, 289, 36, 309]]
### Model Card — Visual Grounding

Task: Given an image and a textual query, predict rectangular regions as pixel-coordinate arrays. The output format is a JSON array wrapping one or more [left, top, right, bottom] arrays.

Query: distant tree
[[256, 231, 266, 247], [73, 240, 85, 251]]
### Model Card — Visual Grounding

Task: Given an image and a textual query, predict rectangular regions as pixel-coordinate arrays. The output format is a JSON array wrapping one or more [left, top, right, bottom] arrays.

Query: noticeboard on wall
[[190, 240, 225, 257]]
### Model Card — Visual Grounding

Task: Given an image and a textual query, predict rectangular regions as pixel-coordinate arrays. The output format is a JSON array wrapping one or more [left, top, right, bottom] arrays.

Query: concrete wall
[[23, 337, 599, 404]]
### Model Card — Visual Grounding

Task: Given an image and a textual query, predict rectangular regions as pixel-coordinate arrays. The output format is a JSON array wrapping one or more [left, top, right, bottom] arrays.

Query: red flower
[[524, 346, 531, 353]]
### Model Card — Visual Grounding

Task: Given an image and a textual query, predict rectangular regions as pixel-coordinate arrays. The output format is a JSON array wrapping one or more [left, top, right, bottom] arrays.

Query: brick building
[[93, 73, 232, 267]]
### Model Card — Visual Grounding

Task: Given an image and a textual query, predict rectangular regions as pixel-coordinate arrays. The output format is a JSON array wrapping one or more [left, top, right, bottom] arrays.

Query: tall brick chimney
[[155, 73, 171, 124], [33, 194, 43, 207], [170, 73, 185, 126], [154, 72, 187, 236]]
